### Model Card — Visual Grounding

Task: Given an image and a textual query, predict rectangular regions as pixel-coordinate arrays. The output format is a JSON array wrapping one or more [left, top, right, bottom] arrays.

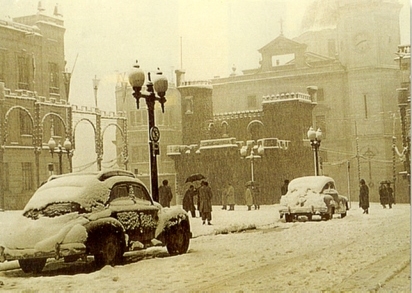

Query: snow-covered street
[[0, 202, 410, 292]]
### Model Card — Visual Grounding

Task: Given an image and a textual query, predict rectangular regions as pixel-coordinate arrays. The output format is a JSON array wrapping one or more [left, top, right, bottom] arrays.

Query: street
[[0, 203, 410, 292]]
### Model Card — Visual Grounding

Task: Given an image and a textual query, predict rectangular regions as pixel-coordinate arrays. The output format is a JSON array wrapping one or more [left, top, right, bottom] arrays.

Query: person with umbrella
[[198, 180, 213, 225]]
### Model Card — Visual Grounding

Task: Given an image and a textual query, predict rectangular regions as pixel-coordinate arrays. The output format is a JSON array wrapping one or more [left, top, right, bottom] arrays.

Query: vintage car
[[0, 170, 191, 273], [278, 176, 349, 222]]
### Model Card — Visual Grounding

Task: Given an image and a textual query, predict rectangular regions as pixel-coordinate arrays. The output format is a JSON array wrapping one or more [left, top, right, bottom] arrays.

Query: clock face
[[353, 33, 370, 53], [150, 126, 160, 142]]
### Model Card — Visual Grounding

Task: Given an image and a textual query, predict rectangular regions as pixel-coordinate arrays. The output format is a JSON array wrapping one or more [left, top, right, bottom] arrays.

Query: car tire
[[341, 212, 347, 218], [19, 258, 47, 273], [94, 232, 123, 268], [285, 214, 293, 223], [166, 222, 190, 256]]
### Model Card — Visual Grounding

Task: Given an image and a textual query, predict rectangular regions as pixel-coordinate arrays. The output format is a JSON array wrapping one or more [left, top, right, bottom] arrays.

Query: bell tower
[[336, 0, 402, 69]]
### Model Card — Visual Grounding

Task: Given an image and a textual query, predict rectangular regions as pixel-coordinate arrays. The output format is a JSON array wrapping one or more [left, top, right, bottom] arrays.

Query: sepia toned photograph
[[0, 0, 410, 291]]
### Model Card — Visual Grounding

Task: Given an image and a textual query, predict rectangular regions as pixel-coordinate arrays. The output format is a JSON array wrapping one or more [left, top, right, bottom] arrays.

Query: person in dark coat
[[379, 181, 388, 208], [281, 179, 289, 196], [199, 180, 213, 225], [386, 181, 394, 208], [359, 179, 369, 214], [183, 185, 196, 217], [159, 179, 173, 207]]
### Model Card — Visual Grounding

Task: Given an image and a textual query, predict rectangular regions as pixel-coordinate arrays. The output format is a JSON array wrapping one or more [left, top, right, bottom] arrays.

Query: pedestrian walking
[[252, 183, 260, 210], [281, 179, 289, 196], [386, 181, 394, 208], [221, 185, 227, 210], [359, 179, 369, 214], [159, 179, 173, 208], [199, 180, 213, 225], [226, 182, 235, 211], [245, 183, 253, 211], [379, 181, 388, 208], [183, 185, 196, 217]]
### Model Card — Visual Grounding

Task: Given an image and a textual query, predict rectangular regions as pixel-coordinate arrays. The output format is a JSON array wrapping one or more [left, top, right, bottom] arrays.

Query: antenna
[[71, 53, 79, 74], [180, 36, 183, 69]]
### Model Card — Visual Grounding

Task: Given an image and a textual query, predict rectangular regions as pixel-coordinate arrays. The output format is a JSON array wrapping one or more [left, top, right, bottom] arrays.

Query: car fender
[[84, 217, 126, 253], [155, 207, 190, 238]]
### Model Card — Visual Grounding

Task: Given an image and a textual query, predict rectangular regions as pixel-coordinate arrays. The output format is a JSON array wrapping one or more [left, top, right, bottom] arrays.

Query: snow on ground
[[0, 202, 410, 292]]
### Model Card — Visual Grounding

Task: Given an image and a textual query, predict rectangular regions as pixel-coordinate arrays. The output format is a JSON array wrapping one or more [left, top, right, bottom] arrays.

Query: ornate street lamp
[[128, 61, 168, 202], [48, 137, 72, 174], [307, 127, 322, 176], [240, 142, 262, 183]]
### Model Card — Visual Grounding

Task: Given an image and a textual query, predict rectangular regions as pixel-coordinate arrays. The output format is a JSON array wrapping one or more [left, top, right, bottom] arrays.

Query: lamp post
[[128, 61, 168, 202], [48, 137, 73, 174], [240, 142, 262, 183], [307, 127, 322, 176], [93, 75, 100, 108]]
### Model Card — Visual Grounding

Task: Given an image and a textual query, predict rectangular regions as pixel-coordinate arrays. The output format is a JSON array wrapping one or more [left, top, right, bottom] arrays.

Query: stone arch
[[3, 105, 35, 146], [246, 120, 264, 141]]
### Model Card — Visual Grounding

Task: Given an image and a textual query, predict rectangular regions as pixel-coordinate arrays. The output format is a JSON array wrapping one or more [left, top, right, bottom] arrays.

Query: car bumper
[[0, 242, 86, 262], [279, 206, 328, 216]]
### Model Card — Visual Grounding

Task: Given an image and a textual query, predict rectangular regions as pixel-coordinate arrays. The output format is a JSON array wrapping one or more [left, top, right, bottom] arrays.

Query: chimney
[[175, 69, 186, 87]]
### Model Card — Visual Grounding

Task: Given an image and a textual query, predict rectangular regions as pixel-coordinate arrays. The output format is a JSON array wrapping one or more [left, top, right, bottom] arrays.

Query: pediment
[[258, 34, 307, 55]]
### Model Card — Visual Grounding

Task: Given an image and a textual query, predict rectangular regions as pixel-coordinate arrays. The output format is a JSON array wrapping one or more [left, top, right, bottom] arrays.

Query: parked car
[[278, 176, 349, 222], [0, 170, 191, 273]]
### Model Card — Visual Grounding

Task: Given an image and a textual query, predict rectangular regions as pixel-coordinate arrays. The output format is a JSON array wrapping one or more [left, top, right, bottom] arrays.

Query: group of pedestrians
[[244, 182, 261, 210], [182, 180, 213, 225], [379, 180, 394, 209], [358, 179, 395, 214]]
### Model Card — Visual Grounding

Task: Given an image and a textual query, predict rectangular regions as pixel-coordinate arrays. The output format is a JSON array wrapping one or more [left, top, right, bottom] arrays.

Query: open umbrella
[[185, 173, 206, 183]]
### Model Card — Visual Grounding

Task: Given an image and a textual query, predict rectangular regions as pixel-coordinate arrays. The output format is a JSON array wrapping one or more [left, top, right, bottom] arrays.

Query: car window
[[321, 182, 335, 193], [131, 184, 152, 203], [110, 184, 129, 201]]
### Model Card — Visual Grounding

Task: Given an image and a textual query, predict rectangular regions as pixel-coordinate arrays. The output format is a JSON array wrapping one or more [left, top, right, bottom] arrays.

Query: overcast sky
[[1, 0, 410, 113]]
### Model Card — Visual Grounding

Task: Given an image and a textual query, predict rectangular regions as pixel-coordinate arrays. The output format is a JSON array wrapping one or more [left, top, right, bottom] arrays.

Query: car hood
[[1, 213, 89, 252]]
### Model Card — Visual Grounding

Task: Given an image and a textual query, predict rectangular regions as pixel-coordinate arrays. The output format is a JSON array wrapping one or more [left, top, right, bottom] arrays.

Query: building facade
[[0, 6, 73, 209], [209, 0, 409, 203]]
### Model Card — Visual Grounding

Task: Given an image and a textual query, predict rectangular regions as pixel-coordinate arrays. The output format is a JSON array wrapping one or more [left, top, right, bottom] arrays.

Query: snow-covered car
[[278, 176, 349, 222], [0, 170, 191, 273]]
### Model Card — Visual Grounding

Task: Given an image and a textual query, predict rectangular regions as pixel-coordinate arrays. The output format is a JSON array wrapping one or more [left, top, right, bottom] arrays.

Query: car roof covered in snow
[[24, 170, 147, 212], [288, 176, 336, 193]]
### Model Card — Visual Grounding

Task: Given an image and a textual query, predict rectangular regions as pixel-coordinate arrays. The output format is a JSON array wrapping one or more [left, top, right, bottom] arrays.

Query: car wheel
[[166, 222, 190, 256], [94, 233, 123, 268], [341, 212, 347, 218], [285, 214, 293, 222], [307, 214, 312, 221], [19, 258, 47, 273]]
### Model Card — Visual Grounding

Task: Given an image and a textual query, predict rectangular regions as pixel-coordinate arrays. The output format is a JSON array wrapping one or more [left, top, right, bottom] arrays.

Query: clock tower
[[336, 0, 402, 69]]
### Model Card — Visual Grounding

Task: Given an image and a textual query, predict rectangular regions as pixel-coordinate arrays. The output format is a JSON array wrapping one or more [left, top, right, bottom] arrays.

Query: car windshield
[[24, 202, 86, 220]]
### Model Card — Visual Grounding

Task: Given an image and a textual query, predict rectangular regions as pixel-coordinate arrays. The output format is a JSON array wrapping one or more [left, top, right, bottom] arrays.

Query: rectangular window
[[317, 88, 324, 101], [363, 94, 368, 119], [0, 51, 5, 82], [247, 95, 256, 108], [49, 62, 59, 94], [18, 55, 29, 90], [185, 96, 193, 114], [22, 162, 33, 191]]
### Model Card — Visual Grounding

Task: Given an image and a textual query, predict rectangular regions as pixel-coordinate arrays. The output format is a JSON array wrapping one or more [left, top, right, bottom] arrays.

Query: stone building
[[0, 5, 73, 210], [209, 0, 409, 203]]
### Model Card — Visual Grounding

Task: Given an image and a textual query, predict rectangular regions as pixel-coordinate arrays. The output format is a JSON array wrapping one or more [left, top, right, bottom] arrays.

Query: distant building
[[208, 0, 409, 203]]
